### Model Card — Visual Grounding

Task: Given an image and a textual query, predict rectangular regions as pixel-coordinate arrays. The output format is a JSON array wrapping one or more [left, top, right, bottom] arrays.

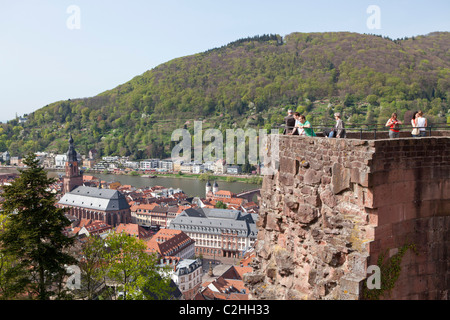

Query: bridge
[[236, 188, 260, 203]]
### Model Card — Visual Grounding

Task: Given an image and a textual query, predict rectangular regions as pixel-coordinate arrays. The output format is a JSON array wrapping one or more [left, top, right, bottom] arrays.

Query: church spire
[[66, 134, 78, 162], [63, 134, 83, 194]]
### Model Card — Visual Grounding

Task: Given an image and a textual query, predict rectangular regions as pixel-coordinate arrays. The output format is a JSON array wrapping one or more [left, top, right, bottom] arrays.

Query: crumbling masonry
[[244, 132, 450, 300]]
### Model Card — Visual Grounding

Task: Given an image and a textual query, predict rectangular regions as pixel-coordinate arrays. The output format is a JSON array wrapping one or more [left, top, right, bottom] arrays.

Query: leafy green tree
[[0, 153, 76, 300], [75, 236, 107, 300], [103, 232, 173, 300], [215, 201, 228, 209]]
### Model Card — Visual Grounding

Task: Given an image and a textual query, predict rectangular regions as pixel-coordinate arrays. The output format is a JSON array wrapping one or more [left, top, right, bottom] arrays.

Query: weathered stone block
[[303, 169, 323, 186], [331, 162, 351, 194], [266, 212, 281, 231], [340, 274, 366, 299], [320, 188, 337, 208], [297, 204, 318, 224]]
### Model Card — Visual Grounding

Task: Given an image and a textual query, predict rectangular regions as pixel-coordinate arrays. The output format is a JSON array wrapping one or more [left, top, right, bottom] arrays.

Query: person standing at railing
[[416, 110, 427, 137], [283, 109, 296, 135], [328, 112, 346, 138], [385, 113, 402, 138], [411, 111, 420, 137], [288, 112, 303, 135], [296, 114, 316, 137]]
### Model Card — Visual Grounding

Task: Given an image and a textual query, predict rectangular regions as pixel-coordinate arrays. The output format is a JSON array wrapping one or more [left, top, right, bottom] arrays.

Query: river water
[[80, 173, 261, 199], [1, 168, 260, 199]]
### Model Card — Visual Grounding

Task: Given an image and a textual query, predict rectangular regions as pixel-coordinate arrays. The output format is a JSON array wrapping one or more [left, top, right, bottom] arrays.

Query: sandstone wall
[[367, 137, 450, 299], [244, 135, 450, 300]]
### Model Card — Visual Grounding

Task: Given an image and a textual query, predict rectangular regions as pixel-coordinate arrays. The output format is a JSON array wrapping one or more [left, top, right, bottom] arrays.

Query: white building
[[159, 159, 174, 172], [171, 259, 202, 300], [124, 161, 139, 169], [140, 159, 160, 170], [102, 156, 119, 162], [214, 159, 226, 174], [192, 164, 204, 174], [55, 154, 67, 168], [203, 161, 215, 172]]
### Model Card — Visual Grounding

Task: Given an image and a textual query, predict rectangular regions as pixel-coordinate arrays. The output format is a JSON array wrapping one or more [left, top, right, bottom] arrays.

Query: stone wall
[[244, 135, 450, 300]]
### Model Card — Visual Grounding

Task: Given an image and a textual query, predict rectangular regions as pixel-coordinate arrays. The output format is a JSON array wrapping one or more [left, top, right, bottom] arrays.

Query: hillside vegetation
[[1, 31, 449, 159]]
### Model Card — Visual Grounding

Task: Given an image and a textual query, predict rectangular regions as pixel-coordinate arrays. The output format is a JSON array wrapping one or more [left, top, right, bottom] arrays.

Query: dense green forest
[[1, 31, 449, 159]]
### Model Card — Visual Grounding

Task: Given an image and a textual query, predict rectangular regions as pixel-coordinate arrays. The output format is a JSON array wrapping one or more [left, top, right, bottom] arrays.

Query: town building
[[205, 182, 247, 208], [58, 186, 132, 227], [171, 259, 203, 300], [115, 223, 153, 240], [169, 207, 258, 259], [55, 154, 67, 168], [195, 265, 252, 300], [130, 203, 184, 228], [226, 165, 242, 175], [10, 156, 22, 166], [214, 159, 226, 174], [57, 135, 131, 227], [146, 229, 195, 259], [78, 220, 113, 237], [63, 135, 83, 194], [140, 159, 160, 170], [1, 151, 10, 163], [159, 159, 174, 172]]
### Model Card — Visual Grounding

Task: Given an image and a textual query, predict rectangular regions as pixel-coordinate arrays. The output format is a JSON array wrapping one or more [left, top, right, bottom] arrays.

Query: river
[[1, 168, 261, 199]]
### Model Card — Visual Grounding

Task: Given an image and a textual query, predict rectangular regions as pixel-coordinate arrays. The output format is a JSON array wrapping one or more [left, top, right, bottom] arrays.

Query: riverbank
[[0, 166, 263, 185], [135, 172, 263, 185], [80, 168, 263, 185]]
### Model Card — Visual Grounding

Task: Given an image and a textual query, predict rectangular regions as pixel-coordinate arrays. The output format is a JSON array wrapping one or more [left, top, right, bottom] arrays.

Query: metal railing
[[277, 123, 450, 140]]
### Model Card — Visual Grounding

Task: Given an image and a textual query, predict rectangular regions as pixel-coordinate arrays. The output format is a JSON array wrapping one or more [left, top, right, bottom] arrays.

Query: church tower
[[63, 134, 83, 194], [205, 181, 212, 195], [213, 181, 219, 194]]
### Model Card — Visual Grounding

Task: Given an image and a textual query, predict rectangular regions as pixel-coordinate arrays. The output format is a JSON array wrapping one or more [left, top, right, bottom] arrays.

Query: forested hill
[[2, 31, 449, 159]]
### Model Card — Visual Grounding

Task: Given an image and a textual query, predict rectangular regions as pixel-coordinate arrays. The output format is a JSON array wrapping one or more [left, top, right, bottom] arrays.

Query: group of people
[[284, 110, 317, 137], [385, 111, 427, 138], [283, 109, 428, 139], [283, 110, 345, 138]]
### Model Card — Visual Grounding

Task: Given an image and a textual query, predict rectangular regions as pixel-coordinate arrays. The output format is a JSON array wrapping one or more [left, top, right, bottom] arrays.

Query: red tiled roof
[[145, 229, 193, 256], [115, 223, 152, 239]]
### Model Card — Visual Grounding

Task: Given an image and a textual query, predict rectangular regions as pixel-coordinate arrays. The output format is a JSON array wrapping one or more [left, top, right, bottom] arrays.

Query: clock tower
[[63, 134, 83, 194]]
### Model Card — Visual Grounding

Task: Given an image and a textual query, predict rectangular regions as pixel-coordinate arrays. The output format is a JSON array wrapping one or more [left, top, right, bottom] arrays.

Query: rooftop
[[58, 186, 130, 211]]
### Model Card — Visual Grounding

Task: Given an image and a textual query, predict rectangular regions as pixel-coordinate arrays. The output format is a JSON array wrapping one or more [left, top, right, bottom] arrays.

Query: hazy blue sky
[[1, 0, 449, 122]]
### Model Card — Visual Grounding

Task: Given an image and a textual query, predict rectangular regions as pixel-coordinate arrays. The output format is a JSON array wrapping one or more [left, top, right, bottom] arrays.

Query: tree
[[0, 214, 20, 300], [215, 201, 228, 209], [75, 236, 107, 300], [0, 153, 76, 300], [102, 232, 173, 300]]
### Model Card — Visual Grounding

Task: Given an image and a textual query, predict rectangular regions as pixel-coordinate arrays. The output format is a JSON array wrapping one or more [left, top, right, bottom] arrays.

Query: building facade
[[171, 259, 203, 300], [146, 229, 195, 260], [169, 207, 258, 259], [58, 135, 131, 227], [58, 186, 131, 227]]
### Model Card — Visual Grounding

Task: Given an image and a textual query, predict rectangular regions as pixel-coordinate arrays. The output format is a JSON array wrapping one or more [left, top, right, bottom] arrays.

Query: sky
[[0, 0, 449, 123]]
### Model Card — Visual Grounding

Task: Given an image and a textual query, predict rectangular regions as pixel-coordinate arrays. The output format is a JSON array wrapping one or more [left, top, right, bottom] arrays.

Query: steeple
[[66, 134, 78, 162], [63, 134, 83, 194]]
